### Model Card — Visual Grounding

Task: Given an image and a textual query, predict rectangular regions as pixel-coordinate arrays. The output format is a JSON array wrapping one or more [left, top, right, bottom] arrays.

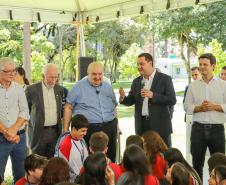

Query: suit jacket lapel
[[54, 85, 61, 120], [137, 76, 144, 104], [151, 71, 160, 91], [38, 82, 45, 118]]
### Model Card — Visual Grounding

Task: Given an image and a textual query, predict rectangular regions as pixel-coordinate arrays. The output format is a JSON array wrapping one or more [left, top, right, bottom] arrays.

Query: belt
[[17, 129, 25, 135], [142, 116, 150, 120], [90, 118, 116, 127], [44, 125, 57, 129], [193, 121, 223, 129]]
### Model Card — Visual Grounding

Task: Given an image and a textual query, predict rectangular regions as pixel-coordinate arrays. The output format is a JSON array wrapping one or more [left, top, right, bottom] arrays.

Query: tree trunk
[[186, 40, 191, 84], [109, 54, 114, 82], [178, 33, 191, 84], [164, 39, 168, 58], [113, 58, 118, 83]]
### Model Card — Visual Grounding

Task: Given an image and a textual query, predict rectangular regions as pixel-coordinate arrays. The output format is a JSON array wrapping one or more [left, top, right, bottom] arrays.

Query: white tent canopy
[[0, 0, 222, 24]]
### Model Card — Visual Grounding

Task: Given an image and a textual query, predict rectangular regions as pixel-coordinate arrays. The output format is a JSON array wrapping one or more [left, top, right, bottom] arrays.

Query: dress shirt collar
[[42, 81, 54, 90], [143, 69, 156, 81], [200, 76, 218, 83], [0, 81, 14, 89]]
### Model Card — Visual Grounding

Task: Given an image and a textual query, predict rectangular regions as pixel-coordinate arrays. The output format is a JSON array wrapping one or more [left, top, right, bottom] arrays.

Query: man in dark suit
[[119, 53, 176, 147], [26, 64, 64, 158]]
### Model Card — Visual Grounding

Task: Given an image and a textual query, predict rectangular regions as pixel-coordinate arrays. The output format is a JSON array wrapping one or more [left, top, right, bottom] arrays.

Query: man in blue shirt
[[63, 62, 117, 162]]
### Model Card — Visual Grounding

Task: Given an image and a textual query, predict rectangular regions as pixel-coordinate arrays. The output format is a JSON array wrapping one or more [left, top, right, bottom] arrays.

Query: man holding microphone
[[119, 53, 176, 147]]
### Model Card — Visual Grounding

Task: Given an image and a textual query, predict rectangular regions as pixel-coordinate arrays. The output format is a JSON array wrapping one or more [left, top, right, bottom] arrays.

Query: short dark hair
[[222, 66, 226, 70], [138, 53, 153, 66], [89, 131, 109, 152], [70, 114, 89, 130], [198, 53, 216, 65], [214, 165, 226, 182], [126, 135, 144, 149], [24, 154, 48, 175], [191, 66, 199, 71], [208, 152, 226, 173]]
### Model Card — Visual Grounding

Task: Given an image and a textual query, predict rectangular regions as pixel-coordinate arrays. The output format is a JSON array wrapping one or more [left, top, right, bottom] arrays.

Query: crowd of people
[[0, 52, 225, 185]]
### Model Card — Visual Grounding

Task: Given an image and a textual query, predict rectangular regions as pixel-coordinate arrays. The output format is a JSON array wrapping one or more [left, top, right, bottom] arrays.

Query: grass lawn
[[112, 81, 132, 89], [117, 105, 134, 118]]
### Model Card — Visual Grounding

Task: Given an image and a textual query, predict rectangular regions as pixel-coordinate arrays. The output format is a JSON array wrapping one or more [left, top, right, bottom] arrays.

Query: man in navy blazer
[[119, 53, 176, 147]]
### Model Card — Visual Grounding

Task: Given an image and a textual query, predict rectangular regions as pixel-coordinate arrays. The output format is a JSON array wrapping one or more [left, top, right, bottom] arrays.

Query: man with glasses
[[0, 58, 29, 183], [26, 63, 65, 159]]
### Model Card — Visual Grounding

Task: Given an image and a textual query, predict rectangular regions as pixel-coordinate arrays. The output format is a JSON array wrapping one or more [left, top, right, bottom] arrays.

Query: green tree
[[119, 43, 140, 80], [30, 34, 55, 82], [32, 23, 77, 81], [149, 1, 226, 83], [0, 21, 23, 63], [85, 19, 145, 82]]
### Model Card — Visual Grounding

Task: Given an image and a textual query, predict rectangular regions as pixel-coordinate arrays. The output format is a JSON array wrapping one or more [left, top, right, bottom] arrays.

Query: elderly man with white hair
[[0, 58, 29, 183], [26, 63, 65, 159]]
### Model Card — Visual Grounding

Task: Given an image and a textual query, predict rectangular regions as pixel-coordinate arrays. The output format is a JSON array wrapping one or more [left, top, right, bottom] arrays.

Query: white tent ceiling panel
[[0, 0, 222, 23]]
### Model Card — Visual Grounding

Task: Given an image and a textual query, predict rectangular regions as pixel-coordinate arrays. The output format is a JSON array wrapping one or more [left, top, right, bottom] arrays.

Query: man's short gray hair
[[0, 58, 16, 71], [42, 63, 59, 75]]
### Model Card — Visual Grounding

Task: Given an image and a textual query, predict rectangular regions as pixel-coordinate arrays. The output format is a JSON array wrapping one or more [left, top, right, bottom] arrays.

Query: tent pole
[[58, 25, 63, 84], [23, 22, 31, 82], [79, 23, 86, 57], [75, 21, 80, 81]]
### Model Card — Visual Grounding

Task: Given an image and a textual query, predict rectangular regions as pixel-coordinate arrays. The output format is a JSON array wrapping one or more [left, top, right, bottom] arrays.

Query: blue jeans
[[191, 122, 225, 181], [0, 133, 26, 183]]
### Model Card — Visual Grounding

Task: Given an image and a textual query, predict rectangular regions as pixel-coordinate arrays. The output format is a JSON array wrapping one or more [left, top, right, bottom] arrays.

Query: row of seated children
[[14, 113, 226, 185]]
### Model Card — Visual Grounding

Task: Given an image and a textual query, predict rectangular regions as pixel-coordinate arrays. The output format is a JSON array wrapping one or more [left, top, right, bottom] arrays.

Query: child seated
[[15, 154, 48, 185], [55, 114, 89, 181]]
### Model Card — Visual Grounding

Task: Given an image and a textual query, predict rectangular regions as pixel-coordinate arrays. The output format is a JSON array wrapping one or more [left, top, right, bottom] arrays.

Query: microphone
[[141, 79, 145, 100], [141, 79, 145, 89], [96, 90, 100, 94]]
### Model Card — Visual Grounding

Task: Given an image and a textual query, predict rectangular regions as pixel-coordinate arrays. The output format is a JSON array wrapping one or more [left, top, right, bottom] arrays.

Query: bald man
[[26, 64, 65, 159], [63, 62, 117, 162]]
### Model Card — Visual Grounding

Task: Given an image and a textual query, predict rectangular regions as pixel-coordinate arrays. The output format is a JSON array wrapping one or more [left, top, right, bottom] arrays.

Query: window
[[176, 68, 180, 75]]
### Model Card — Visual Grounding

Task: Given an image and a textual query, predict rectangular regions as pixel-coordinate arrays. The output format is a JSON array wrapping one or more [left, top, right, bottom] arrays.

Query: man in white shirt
[[184, 53, 226, 180], [0, 58, 29, 183], [26, 64, 65, 159]]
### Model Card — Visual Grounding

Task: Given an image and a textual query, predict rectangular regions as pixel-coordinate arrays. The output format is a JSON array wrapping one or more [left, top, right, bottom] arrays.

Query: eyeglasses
[[1, 69, 17, 74], [46, 76, 58, 79]]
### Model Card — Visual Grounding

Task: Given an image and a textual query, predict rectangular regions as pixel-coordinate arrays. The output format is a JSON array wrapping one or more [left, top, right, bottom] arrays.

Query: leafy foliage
[[148, 1, 226, 83], [0, 21, 23, 63], [85, 18, 145, 82], [119, 43, 140, 80]]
